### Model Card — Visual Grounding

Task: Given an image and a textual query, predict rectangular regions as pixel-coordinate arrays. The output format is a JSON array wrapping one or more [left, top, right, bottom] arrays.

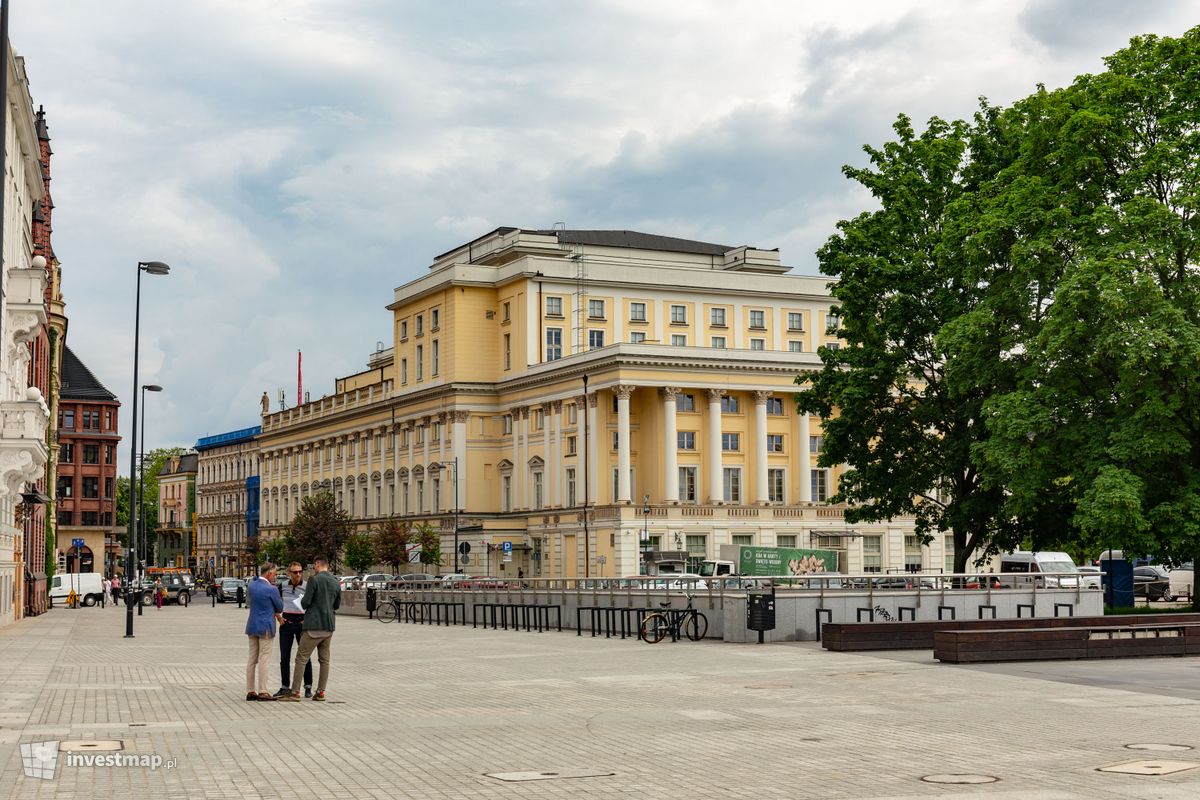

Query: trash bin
[[366, 587, 378, 619], [747, 589, 776, 643]]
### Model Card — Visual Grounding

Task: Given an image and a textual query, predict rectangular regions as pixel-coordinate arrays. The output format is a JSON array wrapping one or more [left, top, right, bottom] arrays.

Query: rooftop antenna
[[555, 222, 588, 353], [278, 388, 288, 411]]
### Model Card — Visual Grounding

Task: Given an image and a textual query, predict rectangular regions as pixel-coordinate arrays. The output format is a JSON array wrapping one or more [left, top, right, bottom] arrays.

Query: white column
[[510, 408, 521, 508], [707, 389, 724, 503], [345, 434, 355, 517], [422, 417, 432, 512], [798, 413, 812, 502], [367, 430, 375, 516], [284, 447, 293, 521], [407, 424, 416, 514], [754, 391, 770, 505], [451, 411, 468, 512], [547, 402, 559, 507], [587, 394, 599, 504], [438, 413, 448, 511], [662, 387, 679, 503], [616, 385, 633, 503]]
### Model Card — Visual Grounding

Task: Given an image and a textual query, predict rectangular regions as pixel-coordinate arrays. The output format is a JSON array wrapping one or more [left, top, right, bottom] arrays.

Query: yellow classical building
[[258, 228, 937, 578]]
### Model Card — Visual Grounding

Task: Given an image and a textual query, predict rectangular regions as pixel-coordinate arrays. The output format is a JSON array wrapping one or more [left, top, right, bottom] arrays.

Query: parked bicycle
[[638, 593, 708, 643]]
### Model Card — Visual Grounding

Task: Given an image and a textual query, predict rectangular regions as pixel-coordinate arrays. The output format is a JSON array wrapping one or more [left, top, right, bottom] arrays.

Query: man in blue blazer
[[245, 562, 283, 701]]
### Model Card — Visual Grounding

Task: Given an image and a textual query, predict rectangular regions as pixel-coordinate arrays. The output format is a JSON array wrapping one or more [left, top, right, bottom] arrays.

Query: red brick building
[[56, 347, 120, 576]]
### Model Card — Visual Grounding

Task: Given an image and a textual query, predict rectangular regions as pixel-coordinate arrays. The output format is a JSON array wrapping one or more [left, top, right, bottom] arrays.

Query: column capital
[[451, 410, 471, 424], [421, 415, 432, 426], [520, 406, 530, 420], [753, 390, 773, 405], [550, 399, 563, 413], [436, 411, 449, 424], [614, 384, 636, 399], [706, 388, 727, 402], [660, 387, 682, 401]]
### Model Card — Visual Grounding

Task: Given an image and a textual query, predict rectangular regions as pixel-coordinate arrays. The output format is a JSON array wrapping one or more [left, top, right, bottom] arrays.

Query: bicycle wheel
[[685, 611, 708, 642], [406, 603, 424, 624], [639, 613, 668, 643], [378, 601, 397, 623]]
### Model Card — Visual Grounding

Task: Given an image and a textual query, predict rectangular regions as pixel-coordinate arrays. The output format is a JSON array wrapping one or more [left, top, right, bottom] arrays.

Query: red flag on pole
[[297, 350, 303, 405]]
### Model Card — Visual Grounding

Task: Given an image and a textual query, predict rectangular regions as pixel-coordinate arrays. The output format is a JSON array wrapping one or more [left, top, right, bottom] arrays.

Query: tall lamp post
[[135, 383, 162, 617], [582, 374, 590, 578], [125, 260, 170, 639]]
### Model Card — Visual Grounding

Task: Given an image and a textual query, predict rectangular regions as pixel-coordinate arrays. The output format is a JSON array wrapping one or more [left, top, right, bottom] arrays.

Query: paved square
[[2, 601, 1200, 798]]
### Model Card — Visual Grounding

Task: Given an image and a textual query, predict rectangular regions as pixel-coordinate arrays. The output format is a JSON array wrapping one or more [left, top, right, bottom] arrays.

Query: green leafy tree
[[373, 518, 412, 574], [797, 114, 1024, 572], [288, 490, 352, 570], [980, 27, 1200, 578], [343, 531, 377, 575], [415, 522, 441, 570], [114, 447, 185, 564], [260, 535, 293, 567]]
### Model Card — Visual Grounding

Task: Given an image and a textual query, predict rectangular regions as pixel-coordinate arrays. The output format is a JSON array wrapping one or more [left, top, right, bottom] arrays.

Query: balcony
[[0, 393, 50, 498]]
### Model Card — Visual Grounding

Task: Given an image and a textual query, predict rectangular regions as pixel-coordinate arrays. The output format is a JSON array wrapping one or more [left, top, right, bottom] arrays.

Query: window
[[415, 314, 424, 336], [502, 302, 511, 321], [416, 481, 424, 512], [567, 435, 577, 456], [722, 433, 740, 451], [678, 394, 695, 412], [678, 466, 697, 503], [588, 299, 605, 319], [57, 510, 73, 526], [721, 396, 739, 413], [731, 533, 754, 546], [711, 336, 726, 349], [59, 443, 74, 463], [431, 339, 440, 376], [83, 445, 99, 464], [630, 331, 646, 344], [401, 358, 408, 384], [809, 435, 823, 453], [431, 308, 440, 330], [811, 469, 828, 502], [104, 410, 113, 429], [750, 338, 765, 351], [566, 468, 577, 506], [533, 472, 544, 510], [677, 431, 696, 450], [416, 426, 425, 445], [905, 535, 923, 573], [777, 534, 797, 548], [82, 511, 99, 526], [671, 334, 687, 347], [416, 345, 423, 380], [766, 397, 783, 415], [546, 296, 563, 317], [630, 302, 646, 322], [767, 434, 784, 453], [432, 421, 442, 440], [749, 310, 765, 329], [768, 469, 785, 503], [670, 305, 687, 324], [402, 483, 410, 515], [400, 320, 408, 339], [534, 408, 544, 430], [504, 334, 511, 369], [105, 478, 114, 498], [825, 342, 841, 351], [723, 468, 741, 503], [710, 307, 726, 327], [863, 535, 882, 573], [502, 475, 512, 512], [502, 415, 513, 435], [944, 534, 955, 573], [787, 312, 804, 331], [588, 330, 605, 348], [56, 477, 72, 498], [568, 404, 578, 424], [685, 534, 707, 572], [612, 431, 620, 451], [788, 341, 804, 352], [61, 409, 75, 429], [826, 312, 840, 332]]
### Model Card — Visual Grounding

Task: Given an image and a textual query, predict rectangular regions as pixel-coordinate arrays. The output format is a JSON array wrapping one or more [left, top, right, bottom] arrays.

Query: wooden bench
[[934, 624, 1200, 663], [821, 613, 1200, 651]]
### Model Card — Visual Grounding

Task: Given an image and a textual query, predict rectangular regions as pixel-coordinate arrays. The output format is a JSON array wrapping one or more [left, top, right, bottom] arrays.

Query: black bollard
[[236, 584, 245, 609]]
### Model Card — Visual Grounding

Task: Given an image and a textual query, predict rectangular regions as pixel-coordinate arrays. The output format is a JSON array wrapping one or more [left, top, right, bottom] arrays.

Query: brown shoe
[[276, 691, 300, 702], [246, 692, 258, 702], [255, 692, 276, 701], [311, 691, 325, 702]]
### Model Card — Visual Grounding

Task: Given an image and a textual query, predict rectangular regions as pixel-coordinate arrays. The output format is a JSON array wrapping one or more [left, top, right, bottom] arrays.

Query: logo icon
[[20, 741, 60, 779]]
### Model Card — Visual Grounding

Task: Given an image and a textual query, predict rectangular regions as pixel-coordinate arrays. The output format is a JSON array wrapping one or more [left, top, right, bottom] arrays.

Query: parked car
[[440, 573, 471, 587], [1169, 563, 1193, 602], [338, 575, 362, 590], [218, 578, 246, 602], [393, 573, 437, 586], [48, 572, 106, 607], [143, 574, 191, 606], [1133, 566, 1173, 601], [999, 552, 1080, 588], [361, 573, 394, 589], [1077, 566, 1103, 589]]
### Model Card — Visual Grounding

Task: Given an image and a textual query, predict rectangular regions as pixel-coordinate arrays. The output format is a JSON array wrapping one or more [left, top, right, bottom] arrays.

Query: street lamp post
[[125, 261, 169, 639], [582, 374, 590, 578], [135, 384, 162, 617]]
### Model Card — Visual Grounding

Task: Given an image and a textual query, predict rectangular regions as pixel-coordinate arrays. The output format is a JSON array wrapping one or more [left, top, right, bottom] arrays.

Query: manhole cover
[[60, 740, 123, 752], [1098, 760, 1200, 776], [744, 684, 792, 689], [1127, 743, 1194, 752], [921, 774, 999, 785], [485, 770, 614, 782]]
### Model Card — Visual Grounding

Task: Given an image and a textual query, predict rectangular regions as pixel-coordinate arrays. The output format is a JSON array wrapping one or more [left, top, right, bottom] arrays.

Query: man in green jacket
[[279, 556, 341, 702]]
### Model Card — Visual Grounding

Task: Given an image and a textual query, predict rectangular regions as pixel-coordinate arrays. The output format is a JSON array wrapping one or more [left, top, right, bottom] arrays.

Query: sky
[[11, 0, 1200, 465]]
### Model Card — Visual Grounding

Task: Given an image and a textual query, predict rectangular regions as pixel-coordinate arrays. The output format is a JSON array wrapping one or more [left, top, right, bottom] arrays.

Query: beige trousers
[[291, 632, 333, 693], [246, 635, 274, 693]]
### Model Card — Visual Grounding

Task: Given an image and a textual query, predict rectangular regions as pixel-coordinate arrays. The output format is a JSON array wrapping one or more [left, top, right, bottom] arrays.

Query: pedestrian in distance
[[154, 578, 164, 610], [110, 575, 121, 607], [278, 556, 341, 702], [273, 562, 313, 698], [245, 562, 284, 701]]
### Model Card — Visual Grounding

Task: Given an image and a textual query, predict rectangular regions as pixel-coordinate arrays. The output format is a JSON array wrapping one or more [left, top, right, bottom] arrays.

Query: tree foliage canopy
[[288, 491, 352, 569], [373, 518, 412, 573], [799, 26, 1200, 570]]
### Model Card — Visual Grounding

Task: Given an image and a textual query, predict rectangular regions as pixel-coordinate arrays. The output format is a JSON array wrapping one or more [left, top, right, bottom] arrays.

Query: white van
[[49, 572, 106, 606], [999, 552, 1081, 588], [1169, 564, 1193, 602]]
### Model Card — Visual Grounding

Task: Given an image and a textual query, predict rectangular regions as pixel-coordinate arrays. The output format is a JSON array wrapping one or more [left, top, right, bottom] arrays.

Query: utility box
[[747, 590, 776, 634]]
